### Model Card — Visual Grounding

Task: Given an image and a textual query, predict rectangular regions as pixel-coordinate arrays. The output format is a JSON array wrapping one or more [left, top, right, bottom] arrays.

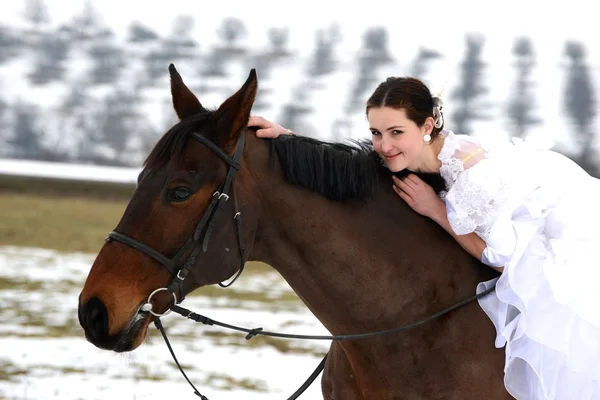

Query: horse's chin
[[110, 312, 151, 353]]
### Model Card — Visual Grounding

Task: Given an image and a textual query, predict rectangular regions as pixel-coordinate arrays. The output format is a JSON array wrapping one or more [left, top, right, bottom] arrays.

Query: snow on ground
[[0, 246, 331, 400]]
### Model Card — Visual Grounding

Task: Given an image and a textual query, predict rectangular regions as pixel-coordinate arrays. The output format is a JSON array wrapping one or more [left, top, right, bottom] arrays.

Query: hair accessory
[[433, 106, 444, 129], [432, 81, 446, 129]]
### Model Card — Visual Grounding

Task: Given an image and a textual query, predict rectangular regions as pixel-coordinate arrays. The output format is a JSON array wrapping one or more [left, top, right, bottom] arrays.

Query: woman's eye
[[392, 130, 403, 135], [170, 187, 192, 201]]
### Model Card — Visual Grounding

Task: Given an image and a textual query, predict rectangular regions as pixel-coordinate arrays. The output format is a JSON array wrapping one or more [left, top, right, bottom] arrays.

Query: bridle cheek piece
[[104, 131, 248, 315]]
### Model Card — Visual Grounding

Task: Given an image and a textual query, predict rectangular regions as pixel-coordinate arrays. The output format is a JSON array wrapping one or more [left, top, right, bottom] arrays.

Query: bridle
[[105, 130, 248, 317], [103, 128, 332, 399], [102, 129, 497, 399]]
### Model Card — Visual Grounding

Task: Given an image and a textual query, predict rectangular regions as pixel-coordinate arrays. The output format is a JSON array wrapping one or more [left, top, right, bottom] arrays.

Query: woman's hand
[[394, 174, 503, 272], [392, 174, 445, 220], [248, 116, 294, 138]]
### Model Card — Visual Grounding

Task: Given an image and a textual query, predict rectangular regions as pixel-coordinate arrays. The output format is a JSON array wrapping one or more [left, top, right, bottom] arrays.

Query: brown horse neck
[[244, 136, 497, 337]]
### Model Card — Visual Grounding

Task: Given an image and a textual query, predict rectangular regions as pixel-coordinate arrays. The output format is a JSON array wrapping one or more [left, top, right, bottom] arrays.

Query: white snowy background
[[0, 1, 598, 399]]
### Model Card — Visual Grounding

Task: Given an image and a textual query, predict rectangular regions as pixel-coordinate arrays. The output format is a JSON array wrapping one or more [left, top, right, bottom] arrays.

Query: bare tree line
[[0, 0, 596, 176]]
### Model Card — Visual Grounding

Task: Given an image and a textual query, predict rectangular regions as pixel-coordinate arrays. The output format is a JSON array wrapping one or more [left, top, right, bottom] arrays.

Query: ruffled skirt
[[477, 176, 600, 399]]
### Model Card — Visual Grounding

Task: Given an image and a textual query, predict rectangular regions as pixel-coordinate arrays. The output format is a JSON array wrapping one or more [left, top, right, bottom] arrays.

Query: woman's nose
[[380, 136, 393, 153]]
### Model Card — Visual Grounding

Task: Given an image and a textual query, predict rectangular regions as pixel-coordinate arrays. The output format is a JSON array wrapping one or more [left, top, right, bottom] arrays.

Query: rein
[[154, 284, 496, 399], [104, 129, 497, 399]]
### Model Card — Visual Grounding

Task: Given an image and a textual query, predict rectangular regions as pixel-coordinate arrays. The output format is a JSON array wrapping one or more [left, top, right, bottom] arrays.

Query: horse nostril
[[81, 297, 109, 343]]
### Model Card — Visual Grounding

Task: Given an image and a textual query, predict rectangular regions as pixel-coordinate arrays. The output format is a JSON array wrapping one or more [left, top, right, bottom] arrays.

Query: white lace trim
[[438, 131, 508, 238], [444, 163, 508, 238], [437, 130, 464, 193]]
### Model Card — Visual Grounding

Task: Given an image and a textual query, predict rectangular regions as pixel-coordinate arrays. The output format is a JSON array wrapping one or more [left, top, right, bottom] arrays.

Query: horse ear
[[169, 64, 203, 120], [215, 69, 257, 143]]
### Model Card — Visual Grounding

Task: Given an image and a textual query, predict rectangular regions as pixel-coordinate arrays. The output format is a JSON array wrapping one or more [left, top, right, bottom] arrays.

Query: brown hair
[[366, 77, 444, 141]]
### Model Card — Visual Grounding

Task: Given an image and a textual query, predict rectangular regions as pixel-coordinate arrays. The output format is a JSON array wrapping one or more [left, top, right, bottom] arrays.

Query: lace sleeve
[[444, 159, 509, 239]]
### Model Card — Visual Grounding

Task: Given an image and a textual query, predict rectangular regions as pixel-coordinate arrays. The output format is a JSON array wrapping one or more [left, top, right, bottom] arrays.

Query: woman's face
[[368, 107, 430, 172]]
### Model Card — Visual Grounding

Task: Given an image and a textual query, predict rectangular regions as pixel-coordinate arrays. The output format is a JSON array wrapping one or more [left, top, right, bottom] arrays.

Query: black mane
[[144, 116, 446, 202], [270, 135, 447, 202], [270, 135, 382, 202]]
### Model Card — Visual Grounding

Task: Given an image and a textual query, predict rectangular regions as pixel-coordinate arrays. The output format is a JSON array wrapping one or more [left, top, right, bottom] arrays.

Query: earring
[[423, 134, 431, 143]]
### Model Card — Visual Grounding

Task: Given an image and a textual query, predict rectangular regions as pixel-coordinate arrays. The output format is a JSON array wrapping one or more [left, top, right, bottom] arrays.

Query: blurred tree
[[88, 34, 125, 85], [307, 23, 342, 77], [200, 18, 248, 80], [0, 97, 7, 123], [126, 21, 160, 43], [159, 97, 179, 135], [344, 26, 393, 115], [163, 15, 198, 57], [60, 0, 111, 42], [7, 102, 45, 160], [217, 17, 248, 51], [130, 118, 162, 167], [199, 48, 230, 78], [451, 33, 491, 135], [144, 49, 176, 84], [409, 47, 443, 79], [267, 27, 292, 58], [90, 89, 147, 166], [345, 60, 375, 114], [0, 25, 23, 64], [144, 16, 198, 85], [250, 86, 273, 112], [278, 87, 313, 135], [170, 15, 195, 41], [0, 96, 9, 155], [507, 37, 541, 138], [28, 31, 70, 84], [22, 0, 50, 32], [58, 80, 97, 161], [245, 27, 293, 111], [330, 117, 354, 142], [361, 26, 393, 64], [563, 40, 598, 175]]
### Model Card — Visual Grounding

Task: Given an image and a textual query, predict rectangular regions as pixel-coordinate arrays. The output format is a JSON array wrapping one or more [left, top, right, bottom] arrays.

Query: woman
[[248, 76, 600, 399]]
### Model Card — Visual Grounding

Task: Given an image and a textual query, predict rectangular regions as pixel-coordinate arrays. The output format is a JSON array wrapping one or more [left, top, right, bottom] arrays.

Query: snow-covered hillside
[[0, 0, 598, 169]]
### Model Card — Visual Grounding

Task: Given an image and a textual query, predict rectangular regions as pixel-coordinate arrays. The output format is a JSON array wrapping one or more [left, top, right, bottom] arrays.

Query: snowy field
[[0, 246, 331, 400], [0, 3, 598, 398]]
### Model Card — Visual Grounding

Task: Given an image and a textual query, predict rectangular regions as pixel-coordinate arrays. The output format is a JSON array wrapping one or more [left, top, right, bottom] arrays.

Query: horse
[[78, 64, 510, 399]]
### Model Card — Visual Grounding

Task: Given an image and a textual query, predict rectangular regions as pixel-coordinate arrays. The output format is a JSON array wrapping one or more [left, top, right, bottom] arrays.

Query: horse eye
[[170, 187, 192, 201]]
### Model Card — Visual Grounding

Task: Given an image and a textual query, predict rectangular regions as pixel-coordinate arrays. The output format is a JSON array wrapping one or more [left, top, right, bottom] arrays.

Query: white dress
[[438, 130, 600, 400]]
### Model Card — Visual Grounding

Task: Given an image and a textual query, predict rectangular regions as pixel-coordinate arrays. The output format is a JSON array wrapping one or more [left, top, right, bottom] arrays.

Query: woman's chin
[[385, 159, 407, 173]]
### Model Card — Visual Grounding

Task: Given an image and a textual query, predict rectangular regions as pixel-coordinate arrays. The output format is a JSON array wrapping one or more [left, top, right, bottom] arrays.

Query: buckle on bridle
[[176, 269, 187, 280]]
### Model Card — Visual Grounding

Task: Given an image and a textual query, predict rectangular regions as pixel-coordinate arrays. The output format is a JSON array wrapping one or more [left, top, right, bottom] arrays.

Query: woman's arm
[[393, 174, 504, 273], [429, 204, 504, 273]]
